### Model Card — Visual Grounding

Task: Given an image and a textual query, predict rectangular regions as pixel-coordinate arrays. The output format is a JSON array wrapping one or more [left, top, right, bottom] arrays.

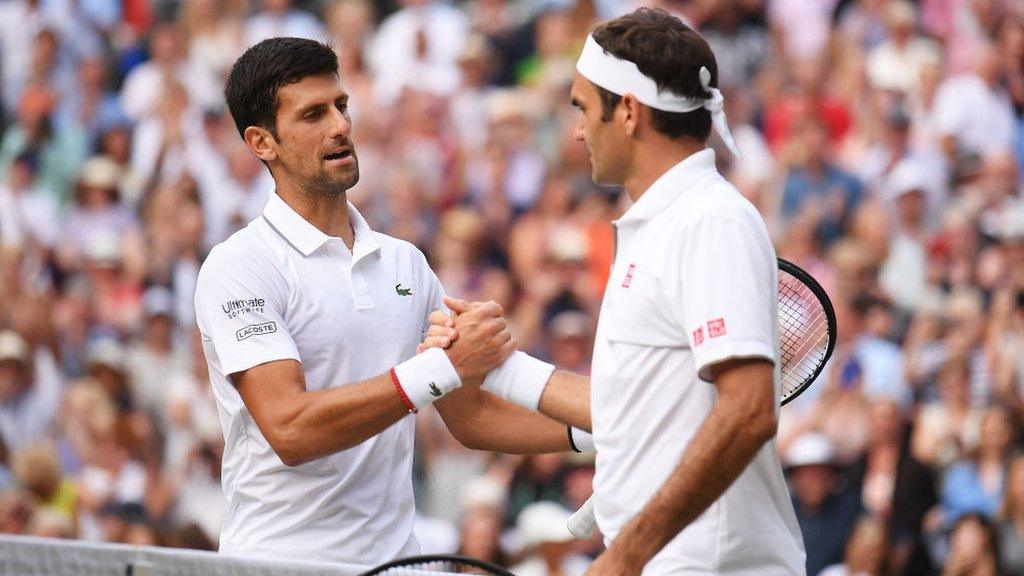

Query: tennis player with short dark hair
[[196, 38, 574, 569], [433, 8, 806, 574]]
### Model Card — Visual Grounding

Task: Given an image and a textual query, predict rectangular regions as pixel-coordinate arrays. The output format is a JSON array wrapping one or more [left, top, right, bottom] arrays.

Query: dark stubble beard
[[310, 159, 360, 198]]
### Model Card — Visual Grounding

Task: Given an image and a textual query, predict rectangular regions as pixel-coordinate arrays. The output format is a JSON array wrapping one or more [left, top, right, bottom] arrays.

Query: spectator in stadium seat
[[940, 407, 1016, 523], [511, 501, 589, 576], [866, 1, 941, 95], [818, 516, 890, 576], [244, 0, 327, 47], [0, 153, 60, 256], [941, 512, 1002, 576], [700, 0, 767, 89], [787, 433, 864, 576], [368, 0, 468, 104], [179, 0, 247, 83], [118, 23, 221, 121], [125, 287, 190, 420], [878, 159, 933, 312], [0, 330, 60, 453], [10, 442, 76, 528], [932, 42, 1017, 160], [912, 357, 984, 469], [457, 499, 509, 567], [0, 86, 88, 206], [58, 157, 138, 278], [55, 56, 128, 147], [781, 120, 863, 248]]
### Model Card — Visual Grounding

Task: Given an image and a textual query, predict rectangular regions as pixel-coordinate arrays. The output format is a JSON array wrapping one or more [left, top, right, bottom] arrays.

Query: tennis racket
[[361, 554, 515, 576], [566, 257, 837, 538]]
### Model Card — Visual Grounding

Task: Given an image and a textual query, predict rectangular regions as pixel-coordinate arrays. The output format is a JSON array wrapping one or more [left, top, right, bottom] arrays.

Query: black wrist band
[[567, 425, 581, 453]]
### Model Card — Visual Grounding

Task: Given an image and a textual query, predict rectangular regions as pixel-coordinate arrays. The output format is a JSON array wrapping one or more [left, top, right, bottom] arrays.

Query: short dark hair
[[590, 8, 716, 141], [225, 37, 339, 141]]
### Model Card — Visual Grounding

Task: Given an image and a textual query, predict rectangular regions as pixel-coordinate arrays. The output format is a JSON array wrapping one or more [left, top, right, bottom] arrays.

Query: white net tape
[[0, 534, 459, 576]]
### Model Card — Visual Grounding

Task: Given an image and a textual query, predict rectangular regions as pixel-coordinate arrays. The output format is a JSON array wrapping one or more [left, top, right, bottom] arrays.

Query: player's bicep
[[231, 359, 306, 435], [676, 216, 776, 382]]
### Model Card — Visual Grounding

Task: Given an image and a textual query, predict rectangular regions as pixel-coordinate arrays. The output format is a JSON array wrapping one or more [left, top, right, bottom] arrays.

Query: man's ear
[[244, 126, 278, 163], [620, 94, 641, 138]]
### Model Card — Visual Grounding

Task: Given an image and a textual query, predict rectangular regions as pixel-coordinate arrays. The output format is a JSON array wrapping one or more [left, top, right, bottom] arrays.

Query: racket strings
[[778, 273, 831, 401]]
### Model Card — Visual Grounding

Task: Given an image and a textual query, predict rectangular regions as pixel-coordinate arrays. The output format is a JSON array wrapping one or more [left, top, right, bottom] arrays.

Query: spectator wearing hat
[[0, 330, 60, 453], [879, 159, 934, 312], [511, 501, 590, 576], [58, 157, 139, 292], [866, 1, 941, 95], [125, 287, 189, 420], [787, 432, 865, 576]]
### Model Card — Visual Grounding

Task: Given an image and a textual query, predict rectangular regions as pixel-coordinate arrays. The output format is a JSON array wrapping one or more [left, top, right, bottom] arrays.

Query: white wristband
[[393, 347, 462, 410], [481, 351, 555, 411], [569, 427, 594, 453]]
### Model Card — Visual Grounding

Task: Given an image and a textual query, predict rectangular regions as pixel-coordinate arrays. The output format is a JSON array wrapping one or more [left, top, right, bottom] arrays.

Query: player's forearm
[[538, 370, 592, 431], [263, 373, 411, 466], [607, 394, 777, 568], [436, 384, 571, 454]]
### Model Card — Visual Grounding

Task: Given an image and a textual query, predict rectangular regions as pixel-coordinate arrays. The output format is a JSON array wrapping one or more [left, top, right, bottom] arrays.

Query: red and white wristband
[[391, 348, 462, 413], [482, 351, 555, 411]]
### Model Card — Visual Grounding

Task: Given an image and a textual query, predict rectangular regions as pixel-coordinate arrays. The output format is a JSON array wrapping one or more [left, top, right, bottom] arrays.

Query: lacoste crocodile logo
[[428, 382, 442, 397], [396, 284, 413, 297]]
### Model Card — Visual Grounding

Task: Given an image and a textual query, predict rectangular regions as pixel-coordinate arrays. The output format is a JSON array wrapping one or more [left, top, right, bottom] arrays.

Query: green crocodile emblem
[[396, 283, 413, 297]]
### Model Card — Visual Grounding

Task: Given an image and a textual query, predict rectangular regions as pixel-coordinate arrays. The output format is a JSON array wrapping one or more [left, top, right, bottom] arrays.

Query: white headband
[[575, 34, 741, 158]]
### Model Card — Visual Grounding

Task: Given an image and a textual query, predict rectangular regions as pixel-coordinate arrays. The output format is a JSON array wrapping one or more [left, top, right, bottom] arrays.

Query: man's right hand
[[442, 299, 515, 381]]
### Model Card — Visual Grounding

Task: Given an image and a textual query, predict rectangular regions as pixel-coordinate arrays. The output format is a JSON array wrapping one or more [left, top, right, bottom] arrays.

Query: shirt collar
[[617, 148, 718, 224], [262, 191, 381, 260]]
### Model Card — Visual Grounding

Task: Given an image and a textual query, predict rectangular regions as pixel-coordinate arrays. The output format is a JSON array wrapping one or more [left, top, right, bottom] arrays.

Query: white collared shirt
[[590, 150, 805, 575], [194, 192, 444, 569]]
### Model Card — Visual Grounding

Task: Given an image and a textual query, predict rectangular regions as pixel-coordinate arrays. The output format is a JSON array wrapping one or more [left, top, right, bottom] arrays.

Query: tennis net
[[0, 534, 462, 576]]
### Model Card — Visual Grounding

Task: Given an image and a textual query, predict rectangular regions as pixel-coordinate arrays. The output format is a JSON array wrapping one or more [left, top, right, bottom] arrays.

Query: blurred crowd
[[0, 0, 1023, 574]]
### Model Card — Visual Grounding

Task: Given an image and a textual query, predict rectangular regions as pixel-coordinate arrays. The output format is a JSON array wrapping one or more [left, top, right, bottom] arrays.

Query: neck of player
[[279, 185, 356, 250], [623, 137, 706, 203]]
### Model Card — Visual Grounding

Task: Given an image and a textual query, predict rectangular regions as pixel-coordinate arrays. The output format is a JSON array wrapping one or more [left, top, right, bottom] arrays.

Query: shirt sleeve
[[416, 250, 448, 337], [195, 247, 300, 376], [676, 215, 777, 382]]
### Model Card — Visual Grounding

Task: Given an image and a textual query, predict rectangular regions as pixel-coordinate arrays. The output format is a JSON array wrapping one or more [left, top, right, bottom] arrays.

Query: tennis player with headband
[[429, 8, 805, 574]]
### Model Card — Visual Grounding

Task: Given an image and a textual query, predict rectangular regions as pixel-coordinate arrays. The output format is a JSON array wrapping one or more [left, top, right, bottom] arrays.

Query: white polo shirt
[[194, 192, 444, 569], [590, 150, 805, 575]]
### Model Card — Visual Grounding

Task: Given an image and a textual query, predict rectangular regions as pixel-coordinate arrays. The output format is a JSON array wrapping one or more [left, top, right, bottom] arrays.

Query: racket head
[[776, 258, 837, 405], [361, 554, 515, 576]]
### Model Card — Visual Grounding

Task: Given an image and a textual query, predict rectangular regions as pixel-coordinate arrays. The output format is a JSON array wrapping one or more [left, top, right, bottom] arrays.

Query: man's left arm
[[588, 358, 776, 574]]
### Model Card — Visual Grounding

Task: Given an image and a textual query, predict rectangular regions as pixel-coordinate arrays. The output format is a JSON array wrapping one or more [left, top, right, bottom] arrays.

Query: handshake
[[392, 296, 555, 413]]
